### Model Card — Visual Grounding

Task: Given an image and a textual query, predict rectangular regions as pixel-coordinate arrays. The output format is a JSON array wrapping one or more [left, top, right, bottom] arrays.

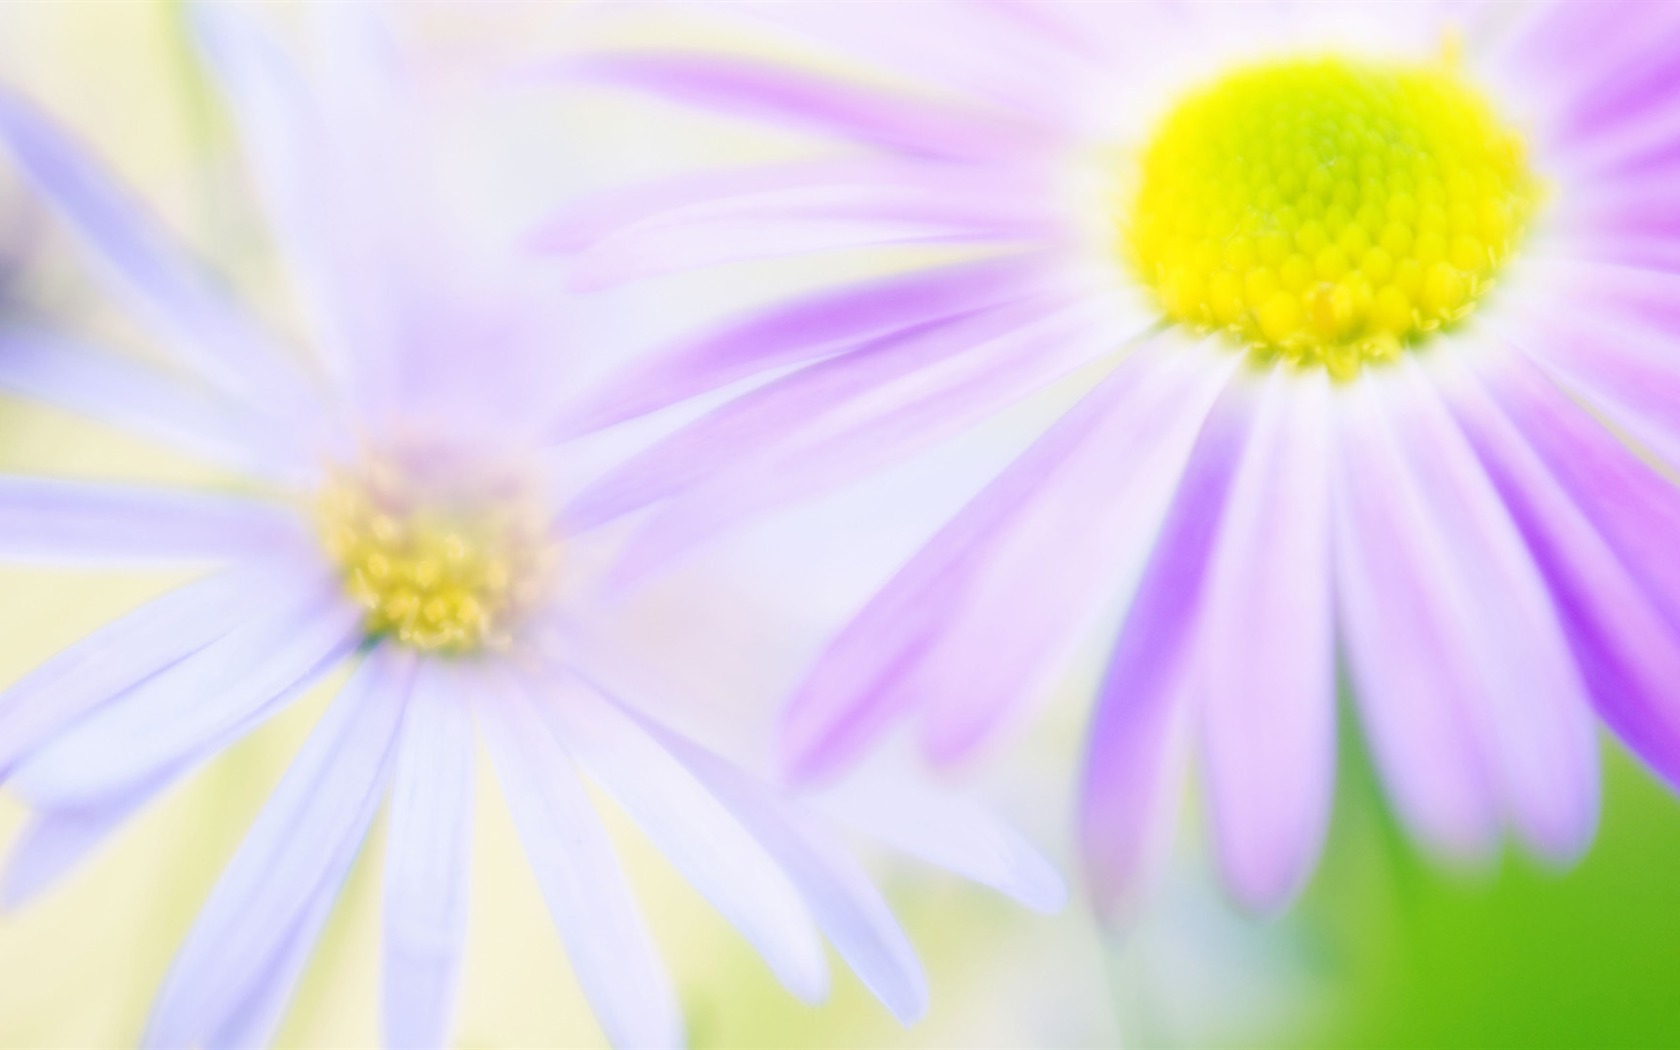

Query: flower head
[[0, 6, 1062, 1047], [546, 0, 1680, 918]]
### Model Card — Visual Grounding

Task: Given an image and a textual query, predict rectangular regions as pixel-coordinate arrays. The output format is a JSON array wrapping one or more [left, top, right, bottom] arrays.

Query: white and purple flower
[[543, 1, 1680, 919], [0, 7, 1062, 1048]]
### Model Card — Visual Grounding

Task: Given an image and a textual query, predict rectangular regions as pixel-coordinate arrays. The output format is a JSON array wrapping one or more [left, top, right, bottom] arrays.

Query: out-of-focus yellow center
[[1127, 57, 1538, 378], [317, 464, 555, 654]]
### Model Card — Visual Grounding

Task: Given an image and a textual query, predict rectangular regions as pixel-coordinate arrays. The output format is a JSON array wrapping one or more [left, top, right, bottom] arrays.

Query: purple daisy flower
[[541, 0, 1680, 918], [0, 7, 1062, 1048]]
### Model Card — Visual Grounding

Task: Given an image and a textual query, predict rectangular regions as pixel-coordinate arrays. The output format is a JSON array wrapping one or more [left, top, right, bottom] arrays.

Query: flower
[[543, 1, 1680, 918], [0, 6, 1063, 1048]]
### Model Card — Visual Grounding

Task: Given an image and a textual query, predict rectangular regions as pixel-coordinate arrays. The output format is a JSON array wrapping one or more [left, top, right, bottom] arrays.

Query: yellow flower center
[[1126, 57, 1539, 378], [316, 459, 557, 654]]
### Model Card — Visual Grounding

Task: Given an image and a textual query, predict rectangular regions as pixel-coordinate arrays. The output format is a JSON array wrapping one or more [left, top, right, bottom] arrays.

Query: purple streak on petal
[[812, 757, 1065, 915], [142, 648, 414, 1050], [1079, 371, 1253, 928], [554, 250, 1071, 438], [915, 340, 1238, 762], [571, 287, 1113, 544], [1488, 260, 1680, 471], [0, 566, 261, 777], [775, 337, 1180, 786], [1, 791, 149, 909], [1473, 339, 1680, 635], [1330, 376, 1501, 860], [1198, 368, 1336, 914], [12, 578, 361, 809], [1387, 357, 1598, 861], [1442, 352, 1680, 794], [628, 712, 927, 1023], [530, 668, 828, 1004], [547, 51, 1047, 161], [0, 86, 317, 411], [0, 324, 307, 479], [0, 476, 306, 566], [383, 660, 473, 1050], [476, 674, 681, 1050]]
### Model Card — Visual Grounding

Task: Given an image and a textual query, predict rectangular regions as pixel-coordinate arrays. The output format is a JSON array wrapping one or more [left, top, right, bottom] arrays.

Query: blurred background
[[1, 3, 1678, 1047]]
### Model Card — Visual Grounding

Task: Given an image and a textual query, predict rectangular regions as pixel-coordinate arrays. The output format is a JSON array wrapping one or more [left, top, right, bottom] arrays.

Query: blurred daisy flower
[[544, 1, 1680, 918], [0, 6, 1062, 1048]]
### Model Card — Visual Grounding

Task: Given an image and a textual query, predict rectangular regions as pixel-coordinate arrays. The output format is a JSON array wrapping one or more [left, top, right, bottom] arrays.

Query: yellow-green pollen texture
[[1127, 57, 1539, 378], [317, 467, 556, 654]]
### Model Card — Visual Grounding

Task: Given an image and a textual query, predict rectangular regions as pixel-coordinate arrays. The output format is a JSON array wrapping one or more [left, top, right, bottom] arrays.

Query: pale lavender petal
[[776, 333, 1211, 782], [1389, 356, 1599, 861], [188, 4, 406, 410], [0, 476, 305, 565], [0, 324, 303, 478], [0, 86, 315, 407], [635, 716, 926, 1023], [143, 648, 414, 1050], [1330, 375, 1500, 859], [476, 675, 681, 1050], [554, 251, 1071, 437], [1442, 351, 1680, 794], [0, 566, 261, 776], [1, 793, 147, 909], [382, 660, 474, 1050], [814, 759, 1065, 914], [531, 669, 828, 1003], [1078, 377, 1253, 927], [548, 51, 1047, 161], [1197, 368, 1336, 914], [12, 577, 361, 809]]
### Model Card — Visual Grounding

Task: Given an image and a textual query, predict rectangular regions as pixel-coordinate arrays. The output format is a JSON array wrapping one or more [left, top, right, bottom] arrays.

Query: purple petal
[[0, 476, 306, 565], [1387, 357, 1599, 861], [567, 290, 1104, 531], [1442, 348, 1680, 794], [143, 647, 414, 1050], [915, 339, 1237, 762], [547, 51, 1048, 161], [382, 660, 474, 1050], [1487, 260, 1680, 471], [775, 334, 1220, 783], [625, 711, 927, 1023], [562, 169, 1063, 290], [1331, 375, 1501, 860], [11, 577, 361, 809], [554, 250, 1072, 437], [1197, 368, 1336, 914], [593, 295, 1148, 588], [1078, 374, 1253, 927], [0, 86, 316, 409], [0, 566, 263, 777], [530, 669, 828, 1004], [476, 674, 681, 1050]]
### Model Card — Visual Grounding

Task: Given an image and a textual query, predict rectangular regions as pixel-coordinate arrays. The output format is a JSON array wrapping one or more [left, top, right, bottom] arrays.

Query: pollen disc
[[1127, 57, 1538, 378]]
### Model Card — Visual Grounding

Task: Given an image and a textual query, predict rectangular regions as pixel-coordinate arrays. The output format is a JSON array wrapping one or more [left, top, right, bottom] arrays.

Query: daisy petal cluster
[[0, 6, 1062, 1047], [544, 0, 1680, 917]]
